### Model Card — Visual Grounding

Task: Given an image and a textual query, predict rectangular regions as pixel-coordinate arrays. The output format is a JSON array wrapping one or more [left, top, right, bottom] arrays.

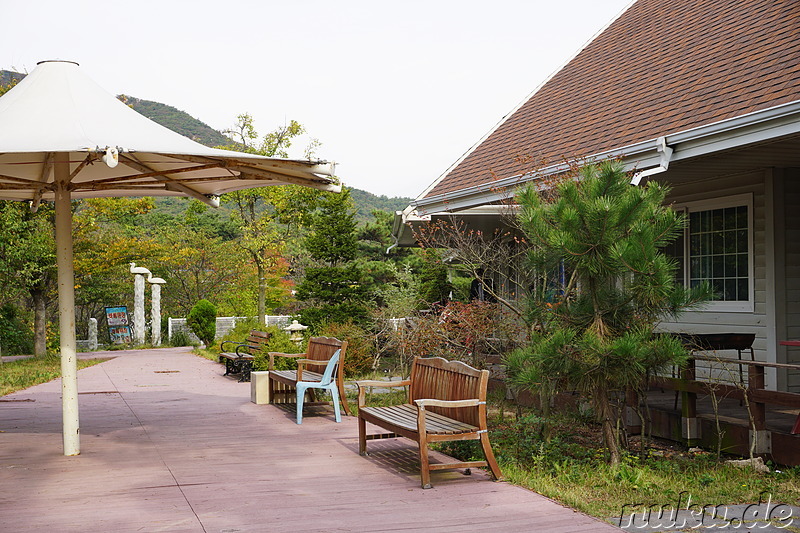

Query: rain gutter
[[411, 99, 800, 216]]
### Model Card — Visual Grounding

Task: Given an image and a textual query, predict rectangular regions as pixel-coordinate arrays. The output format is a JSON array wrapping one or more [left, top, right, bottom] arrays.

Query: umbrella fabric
[[0, 60, 339, 205]]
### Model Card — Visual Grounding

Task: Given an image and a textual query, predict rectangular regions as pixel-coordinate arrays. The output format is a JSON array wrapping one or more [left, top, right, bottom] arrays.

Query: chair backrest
[[306, 336, 348, 379], [244, 330, 270, 354], [318, 349, 341, 386], [409, 357, 488, 427], [306, 336, 346, 363]]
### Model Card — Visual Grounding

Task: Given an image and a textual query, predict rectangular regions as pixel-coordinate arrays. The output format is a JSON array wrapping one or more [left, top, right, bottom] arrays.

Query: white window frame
[[673, 193, 754, 313]]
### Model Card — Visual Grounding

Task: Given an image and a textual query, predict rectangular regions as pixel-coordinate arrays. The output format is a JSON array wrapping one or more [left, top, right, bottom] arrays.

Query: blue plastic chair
[[296, 349, 342, 424]]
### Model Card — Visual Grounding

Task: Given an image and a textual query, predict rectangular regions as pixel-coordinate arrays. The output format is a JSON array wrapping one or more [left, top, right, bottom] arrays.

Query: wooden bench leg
[[358, 416, 368, 455], [418, 434, 432, 489], [479, 432, 503, 481], [267, 375, 274, 404]]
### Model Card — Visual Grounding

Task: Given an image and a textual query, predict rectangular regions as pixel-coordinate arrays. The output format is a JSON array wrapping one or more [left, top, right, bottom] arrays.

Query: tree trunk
[[595, 384, 621, 465], [32, 288, 47, 357], [257, 261, 266, 327]]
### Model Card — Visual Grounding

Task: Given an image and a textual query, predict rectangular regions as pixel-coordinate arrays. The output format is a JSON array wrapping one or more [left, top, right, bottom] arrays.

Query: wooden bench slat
[[360, 405, 477, 434]]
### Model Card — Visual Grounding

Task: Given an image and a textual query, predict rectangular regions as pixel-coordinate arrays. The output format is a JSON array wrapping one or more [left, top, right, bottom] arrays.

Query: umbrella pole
[[54, 153, 79, 456]]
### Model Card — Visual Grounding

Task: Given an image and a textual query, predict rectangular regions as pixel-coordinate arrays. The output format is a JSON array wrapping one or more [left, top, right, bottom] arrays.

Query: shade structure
[[0, 60, 341, 455]]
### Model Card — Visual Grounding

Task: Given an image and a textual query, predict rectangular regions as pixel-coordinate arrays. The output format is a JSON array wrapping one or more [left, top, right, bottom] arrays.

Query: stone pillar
[[133, 273, 146, 344], [88, 318, 98, 351], [149, 278, 166, 346]]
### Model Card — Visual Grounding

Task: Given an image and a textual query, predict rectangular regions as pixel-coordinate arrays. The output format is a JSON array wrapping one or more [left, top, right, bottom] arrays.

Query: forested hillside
[[121, 95, 231, 147]]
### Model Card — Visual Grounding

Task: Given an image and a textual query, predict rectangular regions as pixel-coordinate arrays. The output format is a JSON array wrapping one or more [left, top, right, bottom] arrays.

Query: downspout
[[630, 136, 673, 185]]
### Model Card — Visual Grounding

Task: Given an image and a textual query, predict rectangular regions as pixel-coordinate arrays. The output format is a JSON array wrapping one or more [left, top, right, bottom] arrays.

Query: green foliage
[[314, 321, 375, 377], [187, 300, 217, 347], [0, 355, 105, 397], [0, 303, 33, 355], [509, 160, 711, 464], [349, 190, 412, 224], [416, 249, 454, 306], [304, 189, 358, 265], [121, 95, 231, 147], [169, 329, 192, 347], [296, 188, 370, 328]]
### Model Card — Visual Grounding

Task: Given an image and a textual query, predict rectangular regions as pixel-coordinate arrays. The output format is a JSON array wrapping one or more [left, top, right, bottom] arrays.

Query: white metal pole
[[54, 152, 80, 456]]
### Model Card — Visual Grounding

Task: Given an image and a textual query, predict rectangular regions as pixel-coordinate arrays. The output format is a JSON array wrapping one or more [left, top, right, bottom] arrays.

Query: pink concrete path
[[0, 348, 620, 532]]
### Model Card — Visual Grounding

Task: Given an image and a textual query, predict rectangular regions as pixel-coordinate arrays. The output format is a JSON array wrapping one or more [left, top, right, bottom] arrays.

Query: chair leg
[[296, 385, 306, 424], [330, 387, 341, 423]]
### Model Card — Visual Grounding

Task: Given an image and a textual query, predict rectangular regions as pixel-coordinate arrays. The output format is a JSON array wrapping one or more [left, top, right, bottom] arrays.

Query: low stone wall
[[167, 316, 292, 345]]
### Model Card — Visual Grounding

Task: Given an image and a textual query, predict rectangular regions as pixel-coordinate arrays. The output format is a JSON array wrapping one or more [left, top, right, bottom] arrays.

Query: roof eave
[[412, 99, 800, 216]]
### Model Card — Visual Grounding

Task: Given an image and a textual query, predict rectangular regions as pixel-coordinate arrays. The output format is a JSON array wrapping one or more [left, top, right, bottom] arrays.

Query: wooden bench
[[267, 336, 352, 417], [357, 356, 502, 489], [218, 330, 270, 382]]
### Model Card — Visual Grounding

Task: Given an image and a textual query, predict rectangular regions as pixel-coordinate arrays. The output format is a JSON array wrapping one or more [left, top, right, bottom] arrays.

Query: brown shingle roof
[[424, 0, 800, 198]]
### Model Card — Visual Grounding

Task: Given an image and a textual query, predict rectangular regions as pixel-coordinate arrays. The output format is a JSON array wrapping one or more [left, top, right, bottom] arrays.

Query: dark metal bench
[[219, 330, 270, 382]]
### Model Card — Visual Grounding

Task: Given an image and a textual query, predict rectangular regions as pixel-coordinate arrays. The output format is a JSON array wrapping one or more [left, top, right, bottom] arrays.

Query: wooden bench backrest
[[242, 330, 270, 354], [409, 357, 488, 427], [305, 336, 347, 365]]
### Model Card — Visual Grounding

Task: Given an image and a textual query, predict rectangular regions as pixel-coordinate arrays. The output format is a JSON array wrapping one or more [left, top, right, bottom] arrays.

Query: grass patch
[[193, 347, 219, 362], [0, 356, 106, 396], [436, 407, 800, 520]]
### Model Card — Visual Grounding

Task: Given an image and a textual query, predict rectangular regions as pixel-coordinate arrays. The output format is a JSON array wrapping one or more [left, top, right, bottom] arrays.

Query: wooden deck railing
[[647, 357, 800, 442]]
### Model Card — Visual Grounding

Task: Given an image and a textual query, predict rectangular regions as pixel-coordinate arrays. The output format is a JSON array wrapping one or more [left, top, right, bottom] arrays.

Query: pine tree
[[506, 160, 710, 464], [296, 188, 370, 327]]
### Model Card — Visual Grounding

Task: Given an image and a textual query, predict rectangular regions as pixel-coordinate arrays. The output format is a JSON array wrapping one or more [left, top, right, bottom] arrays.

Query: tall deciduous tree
[[219, 114, 322, 324], [0, 201, 57, 356]]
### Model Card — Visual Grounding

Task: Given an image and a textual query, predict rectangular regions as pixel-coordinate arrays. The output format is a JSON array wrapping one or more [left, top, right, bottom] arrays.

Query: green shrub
[[187, 299, 216, 347], [169, 329, 192, 347], [315, 321, 374, 377], [0, 304, 33, 355], [252, 325, 304, 372]]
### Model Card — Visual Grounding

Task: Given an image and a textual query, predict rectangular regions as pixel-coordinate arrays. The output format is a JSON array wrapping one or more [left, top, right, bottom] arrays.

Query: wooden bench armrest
[[296, 357, 332, 381], [414, 398, 483, 409], [356, 379, 411, 408], [296, 358, 328, 366], [268, 351, 306, 370]]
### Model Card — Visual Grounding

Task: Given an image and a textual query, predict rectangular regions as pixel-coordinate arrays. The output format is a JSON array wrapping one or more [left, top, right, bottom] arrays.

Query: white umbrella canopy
[[0, 60, 341, 455]]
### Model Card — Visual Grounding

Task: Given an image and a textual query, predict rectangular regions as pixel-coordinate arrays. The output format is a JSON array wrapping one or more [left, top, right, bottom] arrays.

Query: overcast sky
[[1, 0, 633, 198]]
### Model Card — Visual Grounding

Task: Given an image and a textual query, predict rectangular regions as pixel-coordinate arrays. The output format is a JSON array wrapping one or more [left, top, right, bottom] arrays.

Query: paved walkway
[[0, 348, 621, 532]]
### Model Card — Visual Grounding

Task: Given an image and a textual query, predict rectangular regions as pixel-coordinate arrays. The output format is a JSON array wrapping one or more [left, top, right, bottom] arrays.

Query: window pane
[[688, 204, 749, 302]]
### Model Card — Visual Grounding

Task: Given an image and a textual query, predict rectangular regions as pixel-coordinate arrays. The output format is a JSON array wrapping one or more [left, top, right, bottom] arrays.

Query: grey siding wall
[[659, 170, 770, 386], [783, 168, 800, 392]]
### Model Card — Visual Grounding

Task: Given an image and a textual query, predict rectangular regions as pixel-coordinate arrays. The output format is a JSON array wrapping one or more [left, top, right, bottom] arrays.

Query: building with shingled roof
[[394, 0, 800, 401]]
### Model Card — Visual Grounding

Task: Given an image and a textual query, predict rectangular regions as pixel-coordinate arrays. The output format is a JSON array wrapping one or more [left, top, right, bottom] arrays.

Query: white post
[[150, 280, 165, 346], [88, 318, 98, 351], [54, 152, 79, 456], [133, 273, 146, 344]]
